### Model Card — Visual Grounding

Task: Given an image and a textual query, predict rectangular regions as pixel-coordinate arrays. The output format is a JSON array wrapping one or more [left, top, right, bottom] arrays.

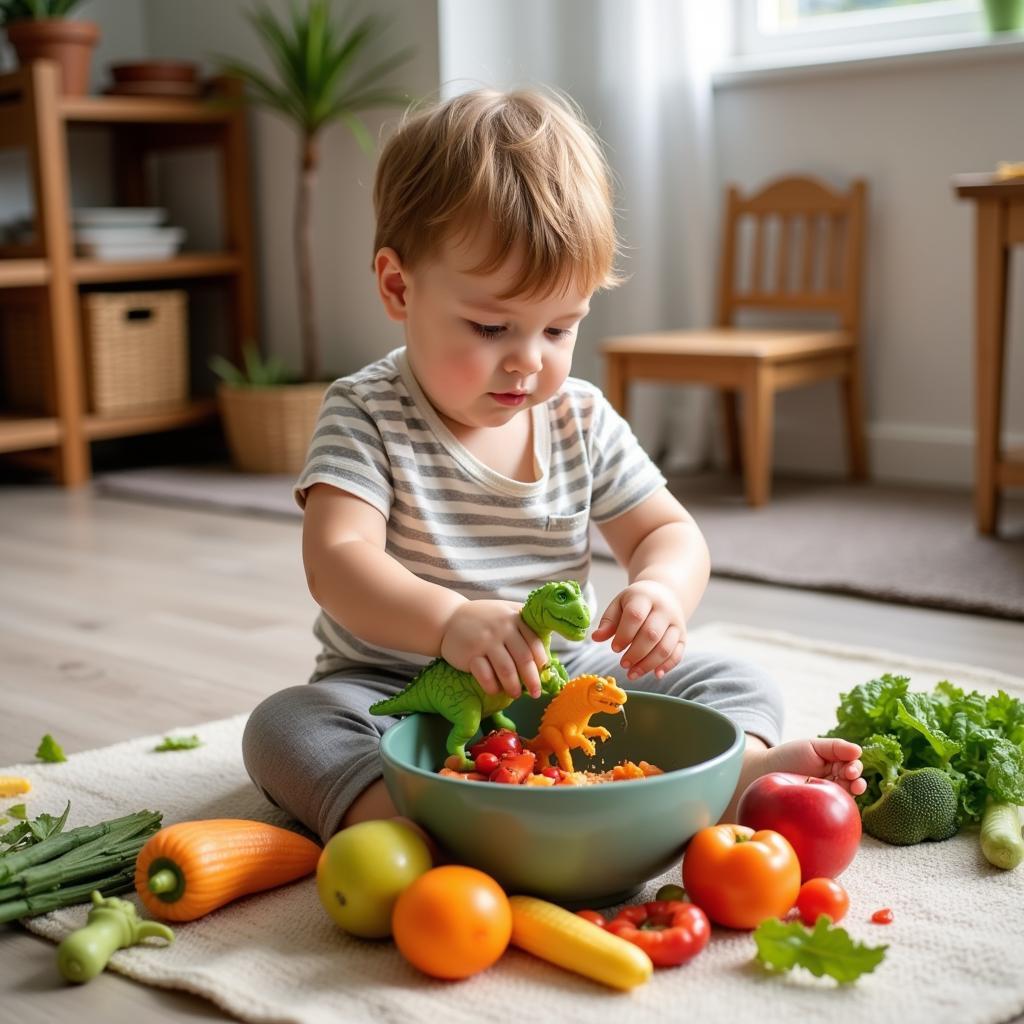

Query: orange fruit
[[391, 865, 511, 979]]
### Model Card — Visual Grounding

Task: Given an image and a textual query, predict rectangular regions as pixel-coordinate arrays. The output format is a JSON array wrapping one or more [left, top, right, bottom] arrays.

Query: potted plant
[[1, 0, 99, 96], [212, 0, 413, 474]]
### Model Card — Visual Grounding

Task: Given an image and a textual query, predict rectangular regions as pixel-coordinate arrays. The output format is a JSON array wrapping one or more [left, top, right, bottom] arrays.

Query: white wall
[[713, 53, 1024, 485], [141, 0, 438, 379]]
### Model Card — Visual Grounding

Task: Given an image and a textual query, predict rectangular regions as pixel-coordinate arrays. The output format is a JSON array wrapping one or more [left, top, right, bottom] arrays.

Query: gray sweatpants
[[241, 643, 784, 843]]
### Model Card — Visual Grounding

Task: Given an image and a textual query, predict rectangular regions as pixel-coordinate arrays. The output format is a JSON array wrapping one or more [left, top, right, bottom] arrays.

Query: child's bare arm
[[302, 484, 547, 694], [591, 487, 710, 679]]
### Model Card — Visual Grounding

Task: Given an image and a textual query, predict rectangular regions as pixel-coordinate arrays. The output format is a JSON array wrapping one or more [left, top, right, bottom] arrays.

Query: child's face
[[376, 230, 591, 433]]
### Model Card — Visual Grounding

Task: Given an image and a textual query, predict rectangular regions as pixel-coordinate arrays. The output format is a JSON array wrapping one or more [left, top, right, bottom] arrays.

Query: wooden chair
[[601, 175, 869, 506]]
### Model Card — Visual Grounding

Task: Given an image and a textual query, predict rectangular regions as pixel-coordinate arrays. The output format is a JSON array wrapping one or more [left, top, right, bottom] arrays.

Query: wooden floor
[[2, 485, 1022, 1023]]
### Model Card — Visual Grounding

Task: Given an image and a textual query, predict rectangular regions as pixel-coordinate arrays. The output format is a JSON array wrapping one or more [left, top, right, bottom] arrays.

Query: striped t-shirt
[[294, 346, 666, 679]]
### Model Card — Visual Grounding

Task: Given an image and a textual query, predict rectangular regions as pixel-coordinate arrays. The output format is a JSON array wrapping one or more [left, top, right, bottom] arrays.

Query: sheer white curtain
[[438, 0, 730, 470]]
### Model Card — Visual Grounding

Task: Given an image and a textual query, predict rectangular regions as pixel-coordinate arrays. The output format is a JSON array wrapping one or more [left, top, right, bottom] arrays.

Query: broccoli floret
[[861, 766, 959, 845]]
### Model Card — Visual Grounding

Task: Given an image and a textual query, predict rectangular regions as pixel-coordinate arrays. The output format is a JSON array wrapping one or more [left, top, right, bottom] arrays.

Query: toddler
[[243, 87, 864, 842]]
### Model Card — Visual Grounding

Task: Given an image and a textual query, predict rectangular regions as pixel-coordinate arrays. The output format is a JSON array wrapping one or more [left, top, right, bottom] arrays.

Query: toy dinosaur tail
[[369, 685, 433, 717]]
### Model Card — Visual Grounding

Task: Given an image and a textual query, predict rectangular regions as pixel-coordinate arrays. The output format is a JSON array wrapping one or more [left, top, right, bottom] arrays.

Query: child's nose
[[506, 339, 544, 375]]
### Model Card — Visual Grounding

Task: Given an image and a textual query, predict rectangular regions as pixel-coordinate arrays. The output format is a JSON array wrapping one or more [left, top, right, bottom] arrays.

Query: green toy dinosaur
[[370, 580, 591, 769]]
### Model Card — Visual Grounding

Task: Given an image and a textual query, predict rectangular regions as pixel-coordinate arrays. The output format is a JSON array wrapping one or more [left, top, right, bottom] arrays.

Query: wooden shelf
[[60, 93, 234, 126], [0, 414, 60, 453], [0, 61, 257, 484], [0, 259, 49, 288], [83, 400, 218, 441], [74, 252, 242, 284]]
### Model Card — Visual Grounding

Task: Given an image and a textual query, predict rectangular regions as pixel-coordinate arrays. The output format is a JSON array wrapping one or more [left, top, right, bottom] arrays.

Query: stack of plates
[[73, 208, 186, 261]]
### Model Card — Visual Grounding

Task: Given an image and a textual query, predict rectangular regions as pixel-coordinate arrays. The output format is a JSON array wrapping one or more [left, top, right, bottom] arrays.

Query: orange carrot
[[134, 818, 321, 922]]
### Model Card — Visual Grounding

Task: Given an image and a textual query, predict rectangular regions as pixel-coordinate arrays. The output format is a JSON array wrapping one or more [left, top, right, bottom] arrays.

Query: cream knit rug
[[4, 623, 1023, 1024]]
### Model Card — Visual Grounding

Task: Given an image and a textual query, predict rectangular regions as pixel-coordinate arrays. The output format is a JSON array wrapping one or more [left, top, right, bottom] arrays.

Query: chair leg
[[720, 390, 742, 474], [841, 354, 869, 480], [605, 354, 628, 418], [741, 368, 774, 507]]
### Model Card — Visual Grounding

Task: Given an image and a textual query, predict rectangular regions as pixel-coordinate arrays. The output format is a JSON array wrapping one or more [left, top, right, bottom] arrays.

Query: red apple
[[736, 772, 861, 881]]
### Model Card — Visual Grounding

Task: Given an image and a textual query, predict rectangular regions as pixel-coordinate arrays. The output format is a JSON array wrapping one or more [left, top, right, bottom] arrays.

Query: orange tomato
[[391, 865, 512, 979], [681, 824, 801, 930]]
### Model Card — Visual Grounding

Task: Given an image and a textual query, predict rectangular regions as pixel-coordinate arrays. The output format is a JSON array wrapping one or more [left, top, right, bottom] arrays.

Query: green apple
[[316, 819, 433, 939]]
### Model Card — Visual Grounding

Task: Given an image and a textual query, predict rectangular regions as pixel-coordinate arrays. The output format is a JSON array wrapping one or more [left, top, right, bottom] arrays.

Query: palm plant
[[0, 0, 85, 23], [218, 0, 412, 383]]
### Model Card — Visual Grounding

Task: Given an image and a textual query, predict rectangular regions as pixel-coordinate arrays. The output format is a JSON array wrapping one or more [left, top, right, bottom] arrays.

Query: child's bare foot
[[761, 737, 866, 796]]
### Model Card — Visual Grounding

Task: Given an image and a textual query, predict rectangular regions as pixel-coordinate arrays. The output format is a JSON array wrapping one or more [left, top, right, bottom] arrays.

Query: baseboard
[[772, 421, 1024, 488]]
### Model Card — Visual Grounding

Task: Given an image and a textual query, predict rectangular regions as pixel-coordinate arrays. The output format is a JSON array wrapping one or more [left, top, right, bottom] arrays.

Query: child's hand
[[591, 580, 686, 681], [441, 600, 549, 699]]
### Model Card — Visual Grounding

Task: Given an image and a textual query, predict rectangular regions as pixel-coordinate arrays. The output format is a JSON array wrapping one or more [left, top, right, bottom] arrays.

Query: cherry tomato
[[473, 752, 500, 774], [682, 824, 801, 930], [795, 877, 849, 925], [469, 730, 522, 760], [871, 907, 894, 925], [392, 866, 511, 979], [575, 909, 607, 928]]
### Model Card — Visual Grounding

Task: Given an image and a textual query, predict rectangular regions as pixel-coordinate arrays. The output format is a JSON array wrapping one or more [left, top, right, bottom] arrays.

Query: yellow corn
[[508, 894, 653, 991], [0, 776, 31, 798]]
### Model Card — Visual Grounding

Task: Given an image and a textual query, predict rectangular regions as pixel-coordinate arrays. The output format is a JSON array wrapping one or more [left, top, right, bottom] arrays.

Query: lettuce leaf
[[754, 916, 887, 984]]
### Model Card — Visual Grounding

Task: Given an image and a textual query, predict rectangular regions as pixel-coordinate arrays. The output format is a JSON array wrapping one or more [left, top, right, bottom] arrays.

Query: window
[[735, 0, 985, 58]]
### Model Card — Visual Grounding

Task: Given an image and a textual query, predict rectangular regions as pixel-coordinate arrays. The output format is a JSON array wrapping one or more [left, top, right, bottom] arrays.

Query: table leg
[[974, 201, 1009, 535]]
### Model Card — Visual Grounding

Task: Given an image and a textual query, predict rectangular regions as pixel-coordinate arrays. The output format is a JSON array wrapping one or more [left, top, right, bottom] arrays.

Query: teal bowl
[[379, 690, 743, 907]]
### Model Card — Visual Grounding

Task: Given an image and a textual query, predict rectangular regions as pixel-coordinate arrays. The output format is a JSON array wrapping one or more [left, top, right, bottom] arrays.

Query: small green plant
[[215, 1, 413, 383], [210, 345, 294, 388], [0, 0, 85, 24]]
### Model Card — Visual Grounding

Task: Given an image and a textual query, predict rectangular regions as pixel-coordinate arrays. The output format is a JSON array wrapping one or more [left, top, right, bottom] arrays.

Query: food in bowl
[[379, 690, 744, 906]]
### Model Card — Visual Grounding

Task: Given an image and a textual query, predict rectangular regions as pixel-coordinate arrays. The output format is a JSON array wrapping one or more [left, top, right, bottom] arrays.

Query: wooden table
[[953, 173, 1024, 535]]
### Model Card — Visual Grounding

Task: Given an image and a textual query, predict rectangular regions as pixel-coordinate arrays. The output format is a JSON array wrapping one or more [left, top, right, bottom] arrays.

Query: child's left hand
[[591, 580, 686, 681]]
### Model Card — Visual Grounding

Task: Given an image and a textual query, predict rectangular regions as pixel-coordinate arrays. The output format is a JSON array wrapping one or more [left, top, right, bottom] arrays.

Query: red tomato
[[682, 824, 801, 930], [795, 877, 849, 925], [469, 730, 522, 760], [871, 907, 894, 925], [737, 772, 862, 881], [473, 752, 500, 774], [575, 909, 607, 928]]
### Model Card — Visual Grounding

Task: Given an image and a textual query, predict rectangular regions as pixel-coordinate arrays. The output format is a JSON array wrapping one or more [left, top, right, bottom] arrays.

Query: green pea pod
[[57, 890, 174, 983]]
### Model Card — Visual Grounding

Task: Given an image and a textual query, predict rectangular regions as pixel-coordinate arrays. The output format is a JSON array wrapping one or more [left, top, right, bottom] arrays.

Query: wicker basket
[[0, 298, 55, 414], [217, 381, 327, 474], [81, 291, 188, 414]]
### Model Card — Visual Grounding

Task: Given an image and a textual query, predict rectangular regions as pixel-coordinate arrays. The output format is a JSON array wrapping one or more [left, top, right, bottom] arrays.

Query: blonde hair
[[373, 87, 621, 299]]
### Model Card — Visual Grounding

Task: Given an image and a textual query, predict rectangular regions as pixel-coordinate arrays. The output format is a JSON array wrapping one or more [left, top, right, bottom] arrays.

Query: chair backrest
[[716, 175, 867, 333]]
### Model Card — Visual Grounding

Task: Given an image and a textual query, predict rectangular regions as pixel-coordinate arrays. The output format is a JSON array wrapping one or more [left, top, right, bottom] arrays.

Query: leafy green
[[827, 674, 1024, 823], [35, 733, 67, 763], [8, 804, 28, 821], [753, 916, 888, 984], [153, 734, 202, 752], [209, 345, 295, 387], [0, 801, 70, 852]]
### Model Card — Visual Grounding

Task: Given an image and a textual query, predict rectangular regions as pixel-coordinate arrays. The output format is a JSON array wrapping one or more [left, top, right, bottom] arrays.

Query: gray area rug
[[95, 465, 1024, 620]]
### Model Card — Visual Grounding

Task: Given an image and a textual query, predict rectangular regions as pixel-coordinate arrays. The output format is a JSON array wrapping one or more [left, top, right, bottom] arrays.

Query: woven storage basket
[[81, 291, 188, 414], [217, 381, 326, 474], [0, 299, 55, 414]]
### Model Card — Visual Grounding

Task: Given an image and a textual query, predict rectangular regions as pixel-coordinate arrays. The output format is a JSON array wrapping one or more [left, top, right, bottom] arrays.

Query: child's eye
[[467, 321, 506, 338], [545, 328, 572, 340]]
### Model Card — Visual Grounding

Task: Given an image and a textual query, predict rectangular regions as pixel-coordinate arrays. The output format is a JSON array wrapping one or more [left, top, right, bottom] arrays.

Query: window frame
[[734, 0, 985, 58]]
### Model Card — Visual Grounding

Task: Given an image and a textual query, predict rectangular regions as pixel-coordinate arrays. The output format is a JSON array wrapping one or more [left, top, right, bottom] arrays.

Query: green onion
[[0, 867, 136, 925]]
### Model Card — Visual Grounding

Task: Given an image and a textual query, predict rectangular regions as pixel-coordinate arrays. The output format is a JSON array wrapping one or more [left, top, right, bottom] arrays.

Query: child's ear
[[375, 247, 409, 322]]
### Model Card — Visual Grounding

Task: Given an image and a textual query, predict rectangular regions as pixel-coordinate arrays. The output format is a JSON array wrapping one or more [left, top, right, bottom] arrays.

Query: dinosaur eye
[[556, 588, 568, 602], [596, 681, 605, 692]]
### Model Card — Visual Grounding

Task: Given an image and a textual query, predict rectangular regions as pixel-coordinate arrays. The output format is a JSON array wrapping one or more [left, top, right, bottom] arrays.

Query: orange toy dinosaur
[[524, 674, 628, 772]]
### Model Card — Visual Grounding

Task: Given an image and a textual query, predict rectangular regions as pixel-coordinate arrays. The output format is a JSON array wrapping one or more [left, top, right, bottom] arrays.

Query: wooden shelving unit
[[0, 60, 257, 484]]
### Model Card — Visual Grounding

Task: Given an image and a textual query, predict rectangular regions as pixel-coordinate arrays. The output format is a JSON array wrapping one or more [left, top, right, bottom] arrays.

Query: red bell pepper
[[604, 900, 710, 967]]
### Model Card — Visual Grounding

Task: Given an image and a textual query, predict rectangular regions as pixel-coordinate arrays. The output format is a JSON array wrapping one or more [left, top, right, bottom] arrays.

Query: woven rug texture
[[3, 623, 1023, 1024], [94, 466, 1024, 620]]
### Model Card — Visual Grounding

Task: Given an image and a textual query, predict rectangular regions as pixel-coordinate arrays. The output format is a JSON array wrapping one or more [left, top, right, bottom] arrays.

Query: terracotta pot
[[110, 61, 198, 84], [5, 19, 100, 96]]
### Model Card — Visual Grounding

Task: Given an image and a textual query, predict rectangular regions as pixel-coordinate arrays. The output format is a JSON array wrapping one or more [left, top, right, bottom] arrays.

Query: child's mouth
[[490, 392, 527, 407]]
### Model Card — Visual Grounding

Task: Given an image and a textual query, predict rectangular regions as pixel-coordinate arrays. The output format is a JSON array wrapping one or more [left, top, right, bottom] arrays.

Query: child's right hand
[[440, 600, 549, 699]]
